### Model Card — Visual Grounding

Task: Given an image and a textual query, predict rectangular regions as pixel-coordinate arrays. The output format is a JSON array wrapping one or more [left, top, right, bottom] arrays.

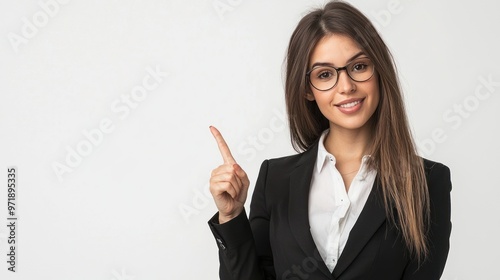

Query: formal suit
[[208, 140, 452, 280]]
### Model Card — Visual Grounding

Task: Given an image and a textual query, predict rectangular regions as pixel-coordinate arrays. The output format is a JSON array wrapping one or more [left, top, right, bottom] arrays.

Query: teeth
[[339, 100, 361, 108]]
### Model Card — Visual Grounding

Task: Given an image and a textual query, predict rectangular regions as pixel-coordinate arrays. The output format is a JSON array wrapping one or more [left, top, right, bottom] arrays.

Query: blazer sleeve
[[208, 160, 275, 280], [402, 162, 452, 280]]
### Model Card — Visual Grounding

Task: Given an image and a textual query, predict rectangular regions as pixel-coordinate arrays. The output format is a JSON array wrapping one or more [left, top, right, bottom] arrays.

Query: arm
[[208, 209, 265, 279], [208, 160, 275, 280], [402, 162, 452, 279]]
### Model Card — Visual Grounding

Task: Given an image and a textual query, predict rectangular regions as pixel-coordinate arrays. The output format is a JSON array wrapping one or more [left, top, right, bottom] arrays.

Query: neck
[[323, 123, 373, 162]]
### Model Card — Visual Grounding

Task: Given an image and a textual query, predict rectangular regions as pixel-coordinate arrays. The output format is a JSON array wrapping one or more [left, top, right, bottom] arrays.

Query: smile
[[334, 97, 365, 107], [339, 100, 362, 108], [334, 98, 366, 114]]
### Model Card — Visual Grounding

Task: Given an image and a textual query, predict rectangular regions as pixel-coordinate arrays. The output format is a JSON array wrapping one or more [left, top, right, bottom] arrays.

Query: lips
[[339, 100, 361, 108], [333, 97, 366, 114], [334, 98, 365, 108]]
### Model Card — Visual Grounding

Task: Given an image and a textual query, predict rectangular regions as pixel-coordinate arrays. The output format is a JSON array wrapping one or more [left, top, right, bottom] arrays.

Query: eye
[[351, 62, 368, 72], [314, 68, 336, 80], [350, 58, 373, 73], [318, 71, 332, 79]]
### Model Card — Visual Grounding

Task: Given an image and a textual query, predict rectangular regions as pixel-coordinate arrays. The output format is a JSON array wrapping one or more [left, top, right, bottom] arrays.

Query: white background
[[0, 0, 499, 279]]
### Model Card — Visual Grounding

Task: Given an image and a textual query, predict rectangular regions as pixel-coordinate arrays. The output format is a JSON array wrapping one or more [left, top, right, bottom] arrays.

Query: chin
[[329, 118, 372, 131]]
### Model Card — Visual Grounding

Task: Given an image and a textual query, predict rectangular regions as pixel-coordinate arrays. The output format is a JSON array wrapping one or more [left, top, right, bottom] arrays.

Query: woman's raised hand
[[209, 126, 250, 224]]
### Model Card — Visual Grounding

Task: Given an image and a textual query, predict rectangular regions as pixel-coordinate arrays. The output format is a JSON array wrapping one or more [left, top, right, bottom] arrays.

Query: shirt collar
[[315, 129, 372, 174], [316, 130, 333, 173]]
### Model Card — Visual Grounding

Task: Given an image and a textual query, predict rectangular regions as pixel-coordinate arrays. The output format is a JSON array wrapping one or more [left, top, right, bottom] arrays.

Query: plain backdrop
[[0, 0, 499, 279]]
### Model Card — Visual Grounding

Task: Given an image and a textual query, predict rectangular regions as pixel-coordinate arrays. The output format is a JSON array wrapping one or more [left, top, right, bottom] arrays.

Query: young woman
[[208, 1, 452, 279]]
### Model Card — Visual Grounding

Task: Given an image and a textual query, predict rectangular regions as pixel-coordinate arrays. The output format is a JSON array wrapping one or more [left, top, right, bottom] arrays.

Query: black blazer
[[209, 141, 452, 280]]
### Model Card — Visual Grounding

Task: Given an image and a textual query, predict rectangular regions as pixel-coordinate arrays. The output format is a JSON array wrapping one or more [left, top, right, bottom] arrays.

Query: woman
[[208, 1, 452, 279]]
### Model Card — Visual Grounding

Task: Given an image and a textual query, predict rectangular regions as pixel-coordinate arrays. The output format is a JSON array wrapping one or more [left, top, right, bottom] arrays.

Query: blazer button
[[216, 238, 226, 250]]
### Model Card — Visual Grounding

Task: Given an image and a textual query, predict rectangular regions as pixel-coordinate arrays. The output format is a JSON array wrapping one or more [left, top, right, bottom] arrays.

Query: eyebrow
[[310, 51, 366, 69]]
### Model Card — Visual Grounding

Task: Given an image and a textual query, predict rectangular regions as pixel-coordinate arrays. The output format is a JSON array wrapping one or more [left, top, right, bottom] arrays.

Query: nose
[[336, 69, 355, 94]]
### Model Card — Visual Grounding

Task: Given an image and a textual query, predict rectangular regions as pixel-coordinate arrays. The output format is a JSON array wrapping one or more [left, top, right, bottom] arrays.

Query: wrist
[[218, 209, 242, 224]]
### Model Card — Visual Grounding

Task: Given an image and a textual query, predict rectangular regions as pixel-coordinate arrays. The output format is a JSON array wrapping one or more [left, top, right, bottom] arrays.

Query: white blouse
[[308, 130, 377, 272]]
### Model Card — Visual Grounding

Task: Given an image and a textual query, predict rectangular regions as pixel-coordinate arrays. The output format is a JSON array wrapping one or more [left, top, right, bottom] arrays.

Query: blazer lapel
[[288, 142, 333, 279], [332, 178, 386, 278]]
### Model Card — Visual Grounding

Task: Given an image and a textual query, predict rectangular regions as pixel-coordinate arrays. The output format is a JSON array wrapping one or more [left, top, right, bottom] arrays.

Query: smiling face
[[306, 34, 379, 134]]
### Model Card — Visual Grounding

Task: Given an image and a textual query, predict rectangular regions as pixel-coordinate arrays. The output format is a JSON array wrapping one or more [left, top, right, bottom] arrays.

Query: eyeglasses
[[306, 57, 375, 91]]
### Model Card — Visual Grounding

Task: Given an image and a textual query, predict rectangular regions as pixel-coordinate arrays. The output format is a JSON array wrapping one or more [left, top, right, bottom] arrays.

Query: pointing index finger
[[210, 126, 236, 164]]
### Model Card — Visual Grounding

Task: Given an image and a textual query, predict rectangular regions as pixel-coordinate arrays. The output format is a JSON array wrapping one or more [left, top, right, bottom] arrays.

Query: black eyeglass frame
[[305, 58, 375, 91]]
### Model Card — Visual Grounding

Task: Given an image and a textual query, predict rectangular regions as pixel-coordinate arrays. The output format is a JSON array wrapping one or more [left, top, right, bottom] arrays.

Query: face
[[306, 34, 379, 133]]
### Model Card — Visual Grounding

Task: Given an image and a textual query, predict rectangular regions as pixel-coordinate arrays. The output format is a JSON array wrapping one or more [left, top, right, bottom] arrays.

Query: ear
[[305, 92, 315, 101]]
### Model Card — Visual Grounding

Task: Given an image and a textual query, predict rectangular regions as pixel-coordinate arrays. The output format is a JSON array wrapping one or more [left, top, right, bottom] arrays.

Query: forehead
[[309, 34, 362, 67]]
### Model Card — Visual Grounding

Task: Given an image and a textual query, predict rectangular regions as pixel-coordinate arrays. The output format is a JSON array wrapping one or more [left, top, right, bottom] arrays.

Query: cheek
[[313, 94, 334, 112], [368, 79, 380, 107], [309, 93, 333, 118], [372, 89, 380, 106]]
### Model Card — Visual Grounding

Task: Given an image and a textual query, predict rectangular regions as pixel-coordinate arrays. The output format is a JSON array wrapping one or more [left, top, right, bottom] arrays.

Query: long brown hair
[[285, 1, 430, 262]]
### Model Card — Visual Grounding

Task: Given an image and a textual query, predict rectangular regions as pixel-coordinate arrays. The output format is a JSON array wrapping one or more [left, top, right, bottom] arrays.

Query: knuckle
[[219, 182, 231, 190], [228, 172, 236, 180]]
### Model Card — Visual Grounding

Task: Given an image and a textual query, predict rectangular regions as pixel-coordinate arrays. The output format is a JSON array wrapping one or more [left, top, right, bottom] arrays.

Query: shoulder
[[421, 157, 452, 194], [266, 153, 303, 167], [256, 153, 303, 180], [422, 158, 451, 180], [422, 158, 450, 173], [265, 143, 317, 170]]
